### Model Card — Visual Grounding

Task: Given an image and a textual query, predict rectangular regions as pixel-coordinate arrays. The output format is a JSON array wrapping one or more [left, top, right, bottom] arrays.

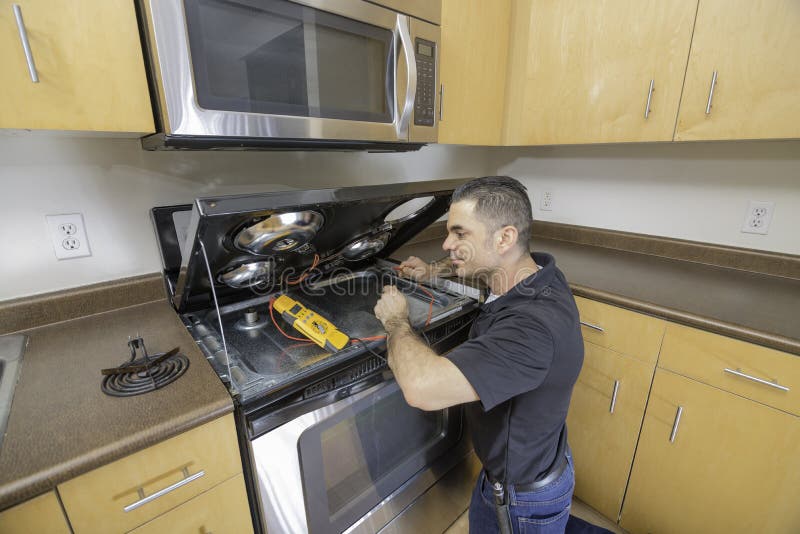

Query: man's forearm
[[385, 321, 438, 406]]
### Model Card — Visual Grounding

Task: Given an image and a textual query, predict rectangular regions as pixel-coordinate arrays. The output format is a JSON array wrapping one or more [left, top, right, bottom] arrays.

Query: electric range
[[152, 179, 481, 533]]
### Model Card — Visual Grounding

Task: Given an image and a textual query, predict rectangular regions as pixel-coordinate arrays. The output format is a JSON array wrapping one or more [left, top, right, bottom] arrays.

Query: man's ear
[[495, 225, 519, 254]]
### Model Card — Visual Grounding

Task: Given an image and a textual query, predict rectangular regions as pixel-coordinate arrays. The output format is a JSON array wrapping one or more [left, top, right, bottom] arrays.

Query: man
[[373, 176, 584, 534]]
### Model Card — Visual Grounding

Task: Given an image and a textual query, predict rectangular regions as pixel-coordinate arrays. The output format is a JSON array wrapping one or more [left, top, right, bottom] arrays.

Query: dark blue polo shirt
[[445, 252, 584, 485]]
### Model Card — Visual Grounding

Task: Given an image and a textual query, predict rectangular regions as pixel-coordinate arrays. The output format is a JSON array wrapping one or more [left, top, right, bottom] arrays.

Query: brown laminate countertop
[[396, 238, 800, 356], [0, 301, 233, 511]]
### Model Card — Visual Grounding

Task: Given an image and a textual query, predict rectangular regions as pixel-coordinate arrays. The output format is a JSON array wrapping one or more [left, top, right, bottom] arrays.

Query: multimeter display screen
[[290, 304, 303, 315]]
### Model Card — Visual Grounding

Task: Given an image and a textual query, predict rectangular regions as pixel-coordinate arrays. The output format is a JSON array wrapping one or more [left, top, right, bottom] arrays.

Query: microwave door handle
[[396, 14, 416, 139]]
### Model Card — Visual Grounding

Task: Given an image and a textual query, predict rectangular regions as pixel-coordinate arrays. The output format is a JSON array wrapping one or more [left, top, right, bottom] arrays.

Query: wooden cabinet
[[675, 0, 800, 141], [620, 368, 800, 534], [659, 323, 799, 416], [0, 0, 153, 133], [438, 0, 511, 145], [0, 491, 70, 534], [502, 0, 697, 145], [574, 296, 666, 363], [566, 342, 654, 522], [58, 414, 249, 533], [130, 474, 253, 534], [567, 298, 665, 520]]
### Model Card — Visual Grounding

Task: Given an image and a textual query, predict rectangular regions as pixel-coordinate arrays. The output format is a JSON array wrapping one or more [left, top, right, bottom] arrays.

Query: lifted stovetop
[[182, 263, 474, 407], [151, 179, 479, 412]]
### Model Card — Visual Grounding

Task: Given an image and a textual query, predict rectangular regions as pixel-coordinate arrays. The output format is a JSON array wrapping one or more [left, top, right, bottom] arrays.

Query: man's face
[[442, 200, 498, 278]]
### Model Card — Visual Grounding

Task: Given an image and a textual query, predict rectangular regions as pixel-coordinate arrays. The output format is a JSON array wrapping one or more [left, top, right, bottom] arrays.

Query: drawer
[[0, 491, 70, 534], [129, 474, 253, 534], [659, 323, 799, 416], [574, 296, 666, 363], [58, 414, 241, 533]]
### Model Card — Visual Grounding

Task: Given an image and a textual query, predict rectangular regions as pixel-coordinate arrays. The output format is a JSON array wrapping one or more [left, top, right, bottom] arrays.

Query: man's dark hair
[[451, 176, 533, 252]]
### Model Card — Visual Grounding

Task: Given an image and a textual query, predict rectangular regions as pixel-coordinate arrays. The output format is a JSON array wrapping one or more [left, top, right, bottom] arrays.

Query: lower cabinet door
[[0, 491, 70, 534], [620, 369, 800, 534], [566, 342, 654, 521], [129, 474, 253, 534]]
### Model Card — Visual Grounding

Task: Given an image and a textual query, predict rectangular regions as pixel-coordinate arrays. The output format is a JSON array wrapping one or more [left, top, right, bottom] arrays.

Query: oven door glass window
[[298, 381, 461, 533], [184, 0, 394, 123]]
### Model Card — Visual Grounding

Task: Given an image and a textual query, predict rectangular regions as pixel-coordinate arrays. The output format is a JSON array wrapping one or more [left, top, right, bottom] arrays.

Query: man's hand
[[394, 256, 433, 281], [374, 285, 410, 333]]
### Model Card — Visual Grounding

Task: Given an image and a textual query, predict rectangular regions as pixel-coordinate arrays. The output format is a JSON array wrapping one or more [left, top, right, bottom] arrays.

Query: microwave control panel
[[414, 38, 437, 127]]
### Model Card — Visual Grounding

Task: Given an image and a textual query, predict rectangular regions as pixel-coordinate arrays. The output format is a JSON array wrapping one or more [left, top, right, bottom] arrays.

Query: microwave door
[[147, 0, 413, 143]]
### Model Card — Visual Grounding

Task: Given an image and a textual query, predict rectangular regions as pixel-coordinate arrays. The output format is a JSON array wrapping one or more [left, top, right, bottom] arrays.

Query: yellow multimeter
[[272, 295, 350, 352]]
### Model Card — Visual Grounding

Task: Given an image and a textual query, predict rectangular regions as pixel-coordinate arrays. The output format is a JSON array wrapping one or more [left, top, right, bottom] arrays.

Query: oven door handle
[[395, 14, 416, 139]]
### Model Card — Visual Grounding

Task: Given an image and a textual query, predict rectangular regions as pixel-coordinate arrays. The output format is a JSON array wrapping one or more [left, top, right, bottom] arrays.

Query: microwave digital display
[[417, 43, 433, 57]]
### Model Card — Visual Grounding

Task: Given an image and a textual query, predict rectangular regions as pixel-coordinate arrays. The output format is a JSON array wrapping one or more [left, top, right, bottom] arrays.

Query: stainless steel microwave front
[[139, 0, 439, 145]]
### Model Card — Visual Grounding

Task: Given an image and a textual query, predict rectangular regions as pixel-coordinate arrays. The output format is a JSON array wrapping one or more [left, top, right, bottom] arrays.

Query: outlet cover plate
[[741, 201, 774, 235], [46, 213, 92, 259], [540, 191, 554, 211]]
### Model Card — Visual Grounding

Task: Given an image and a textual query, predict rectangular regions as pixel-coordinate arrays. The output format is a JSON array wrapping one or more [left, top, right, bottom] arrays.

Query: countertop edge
[[0, 396, 232, 512], [571, 284, 800, 356]]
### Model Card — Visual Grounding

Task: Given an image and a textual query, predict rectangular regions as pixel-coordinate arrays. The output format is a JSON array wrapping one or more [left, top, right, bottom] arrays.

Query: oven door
[[143, 0, 418, 142], [249, 378, 463, 533]]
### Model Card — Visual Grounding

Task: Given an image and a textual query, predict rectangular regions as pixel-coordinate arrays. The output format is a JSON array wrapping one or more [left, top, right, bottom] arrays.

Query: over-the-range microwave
[[137, 0, 441, 151]]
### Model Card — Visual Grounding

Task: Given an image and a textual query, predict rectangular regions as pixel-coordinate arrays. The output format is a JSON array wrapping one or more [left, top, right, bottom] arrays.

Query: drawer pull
[[644, 79, 654, 119], [12, 4, 39, 83], [609, 380, 620, 414], [723, 368, 790, 392], [705, 70, 718, 115], [580, 320, 604, 333], [123, 467, 205, 512], [669, 406, 683, 443]]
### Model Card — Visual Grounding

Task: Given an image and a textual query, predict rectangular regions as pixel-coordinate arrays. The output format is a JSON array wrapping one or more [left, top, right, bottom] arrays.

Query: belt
[[487, 452, 569, 494]]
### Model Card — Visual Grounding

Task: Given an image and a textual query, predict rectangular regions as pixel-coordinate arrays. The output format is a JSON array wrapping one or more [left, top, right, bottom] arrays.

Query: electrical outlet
[[540, 191, 554, 211], [46, 213, 92, 259], [741, 201, 774, 235]]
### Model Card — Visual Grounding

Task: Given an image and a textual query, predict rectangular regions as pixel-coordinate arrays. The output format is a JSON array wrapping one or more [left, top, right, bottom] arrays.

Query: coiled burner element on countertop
[[101, 337, 189, 397]]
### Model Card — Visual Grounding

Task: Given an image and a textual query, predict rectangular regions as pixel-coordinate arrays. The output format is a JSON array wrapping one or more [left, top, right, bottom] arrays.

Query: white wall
[[0, 134, 492, 301], [490, 141, 800, 255], [3, 135, 798, 302]]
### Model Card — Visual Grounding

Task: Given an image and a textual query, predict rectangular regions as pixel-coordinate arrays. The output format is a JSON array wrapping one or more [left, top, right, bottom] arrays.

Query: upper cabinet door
[[503, 0, 697, 145], [675, 0, 800, 141], [0, 0, 153, 133], [438, 0, 511, 145]]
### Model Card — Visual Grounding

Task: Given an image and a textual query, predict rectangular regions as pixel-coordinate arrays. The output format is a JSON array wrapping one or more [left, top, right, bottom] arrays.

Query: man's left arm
[[375, 286, 478, 411]]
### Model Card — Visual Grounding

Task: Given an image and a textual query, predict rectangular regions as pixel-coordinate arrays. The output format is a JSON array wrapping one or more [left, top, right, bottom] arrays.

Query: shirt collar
[[481, 252, 557, 310]]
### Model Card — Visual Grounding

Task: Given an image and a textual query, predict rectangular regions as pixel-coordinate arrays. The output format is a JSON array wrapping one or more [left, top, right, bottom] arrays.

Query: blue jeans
[[468, 452, 575, 534]]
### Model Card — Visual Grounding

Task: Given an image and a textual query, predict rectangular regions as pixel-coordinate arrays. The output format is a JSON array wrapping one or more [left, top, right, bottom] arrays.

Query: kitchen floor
[[443, 497, 626, 534]]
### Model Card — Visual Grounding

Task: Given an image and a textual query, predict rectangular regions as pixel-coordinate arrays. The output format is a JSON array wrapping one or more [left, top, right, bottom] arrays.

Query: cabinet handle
[[669, 405, 683, 443], [609, 379, 620, 414], [580, 320, 604, 333], [439, 84, 444, 121], [12, 4, 39, 83], [123, 467, 205, 512], [705, 70, 718, 115], [723, 368, 790, 392], [644, 79, 654, 119]]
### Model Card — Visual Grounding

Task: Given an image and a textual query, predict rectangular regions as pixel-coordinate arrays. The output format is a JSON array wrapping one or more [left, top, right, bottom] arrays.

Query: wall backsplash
[[2, 135, 798, 301], [490, 141, 800, 256], [0, 134, 492, 301]]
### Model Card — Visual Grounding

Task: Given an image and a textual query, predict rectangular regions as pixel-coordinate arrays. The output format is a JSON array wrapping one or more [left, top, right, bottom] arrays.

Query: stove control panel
[[424, 313, 475, 354]]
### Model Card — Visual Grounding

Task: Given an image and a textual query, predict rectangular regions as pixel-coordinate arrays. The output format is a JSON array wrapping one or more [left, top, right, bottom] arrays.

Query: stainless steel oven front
[[138, 0, 440, 148], [246, 375, 476, 534]]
